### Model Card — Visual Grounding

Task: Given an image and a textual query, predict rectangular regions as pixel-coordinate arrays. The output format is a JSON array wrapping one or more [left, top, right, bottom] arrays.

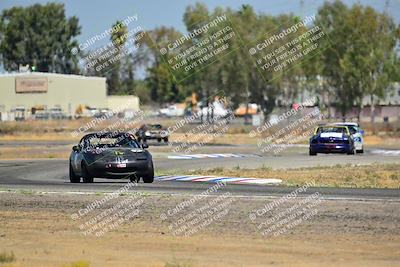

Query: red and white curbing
[[155, 175, 282, 185]]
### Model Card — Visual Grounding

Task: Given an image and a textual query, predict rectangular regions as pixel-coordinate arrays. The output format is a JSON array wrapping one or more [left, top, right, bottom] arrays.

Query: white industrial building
[[0, 72, 139, 120]]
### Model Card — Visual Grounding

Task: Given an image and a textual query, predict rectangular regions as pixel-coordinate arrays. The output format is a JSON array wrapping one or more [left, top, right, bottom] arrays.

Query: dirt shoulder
[[0, 192, 399, 267]]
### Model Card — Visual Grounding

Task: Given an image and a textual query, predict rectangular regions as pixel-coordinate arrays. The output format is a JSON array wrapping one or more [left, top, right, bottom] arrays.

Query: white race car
[[333, 122, 364, 153]]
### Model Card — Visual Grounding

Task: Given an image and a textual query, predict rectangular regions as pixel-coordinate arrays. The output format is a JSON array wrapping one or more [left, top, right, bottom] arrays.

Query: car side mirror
[[142, 143, 149, 149], [72, 145, 80, 152]]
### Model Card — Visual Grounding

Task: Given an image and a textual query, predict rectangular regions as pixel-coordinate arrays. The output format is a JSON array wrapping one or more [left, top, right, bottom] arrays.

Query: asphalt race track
[[0, 151, 399, 200]]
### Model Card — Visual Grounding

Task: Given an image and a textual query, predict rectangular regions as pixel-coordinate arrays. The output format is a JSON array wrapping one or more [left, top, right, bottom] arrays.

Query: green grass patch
[[63, 260, 90, 267], [164, 260, 192, 267], [0, 251, 15, 263]]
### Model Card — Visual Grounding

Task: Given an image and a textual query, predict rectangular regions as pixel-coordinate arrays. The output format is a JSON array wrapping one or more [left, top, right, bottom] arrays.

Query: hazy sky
[[1, 0, 399, 45]]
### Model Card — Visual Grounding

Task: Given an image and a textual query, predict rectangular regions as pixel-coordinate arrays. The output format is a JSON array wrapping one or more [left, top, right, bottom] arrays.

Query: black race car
[[69, 132, 154, 183]]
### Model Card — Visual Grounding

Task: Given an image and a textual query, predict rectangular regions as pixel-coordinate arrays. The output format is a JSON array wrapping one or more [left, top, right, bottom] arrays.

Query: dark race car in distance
[[69, 132, 154, 183], [136, 124, 169, 143], [309, 125, 355, 156]]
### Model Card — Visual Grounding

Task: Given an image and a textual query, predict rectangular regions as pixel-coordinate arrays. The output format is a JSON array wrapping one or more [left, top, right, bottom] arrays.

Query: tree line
[[0, 1, 399, 122]]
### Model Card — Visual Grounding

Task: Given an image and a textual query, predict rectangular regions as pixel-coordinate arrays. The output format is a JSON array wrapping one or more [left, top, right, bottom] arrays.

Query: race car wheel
[[143, 175, 154, 183], [356, 149, 364, 154], [129, 174, 139, 183], [157, 138, 161, 142], [142, 162, 154, 183], [69, 163, 80, 183], [163, 137, 168, 143], [347, 147, 355, 155], [81, 163, 94, 183], [309, 149, 317, 156]]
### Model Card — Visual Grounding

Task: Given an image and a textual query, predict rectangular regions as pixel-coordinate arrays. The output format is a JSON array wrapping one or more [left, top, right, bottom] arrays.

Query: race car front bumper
[[310, 143, 353, 154], [86, 160, 152, 178]]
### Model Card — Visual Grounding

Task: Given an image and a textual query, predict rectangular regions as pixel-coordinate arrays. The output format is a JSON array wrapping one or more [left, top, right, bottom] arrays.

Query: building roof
[[0, 71, 106, 81]]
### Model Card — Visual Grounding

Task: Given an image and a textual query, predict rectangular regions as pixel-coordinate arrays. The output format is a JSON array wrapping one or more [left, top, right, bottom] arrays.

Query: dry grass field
[[166, 163, 400, 189]]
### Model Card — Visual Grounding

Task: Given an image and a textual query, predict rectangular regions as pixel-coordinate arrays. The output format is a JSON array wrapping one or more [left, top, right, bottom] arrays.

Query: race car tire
[[143, 174, 154, 183], [163, 137, 169, 143], [129, 174, 140, 183], [142, 162, 154, 183], [81, 163, 94, 183], [356, 149, 364, 154], [157, 138, 161, 142], [347, 147, 355, 155], [69, 163, 80, 183], [309, 149, 317, 156]]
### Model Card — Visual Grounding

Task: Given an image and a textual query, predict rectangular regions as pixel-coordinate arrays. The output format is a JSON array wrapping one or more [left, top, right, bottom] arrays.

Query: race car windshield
[[87, 136, 140, 149], [346, 125, 358, 134], [317, 127, 347, 134], [149, 124, 162, 129]]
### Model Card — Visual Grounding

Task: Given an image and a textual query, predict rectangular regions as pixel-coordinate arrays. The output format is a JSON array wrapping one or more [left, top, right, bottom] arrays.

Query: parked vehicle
[[159, 104, 185, 117], [197, 100, 230, 118]]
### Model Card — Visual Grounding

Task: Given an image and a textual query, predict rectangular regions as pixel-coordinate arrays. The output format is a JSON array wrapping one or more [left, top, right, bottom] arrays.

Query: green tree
[[315, 0, 352, 119], [134, 27, 183, 103], [316, 0, 399, 122], [181, 4, 313, 122], [0, 3, 81, 73], [107, 20, 128, 95], [121, 57, 135, 94], [350, 5, 399, 126], [127, 0, 400, 123]]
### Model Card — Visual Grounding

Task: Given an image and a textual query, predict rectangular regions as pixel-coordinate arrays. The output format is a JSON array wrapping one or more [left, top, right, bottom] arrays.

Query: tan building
[[0, 72, 139, 120]]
